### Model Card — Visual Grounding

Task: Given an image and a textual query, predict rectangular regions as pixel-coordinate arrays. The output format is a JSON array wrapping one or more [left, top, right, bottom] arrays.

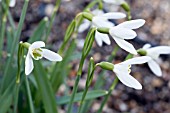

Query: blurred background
[[9, 0, 170, 113]]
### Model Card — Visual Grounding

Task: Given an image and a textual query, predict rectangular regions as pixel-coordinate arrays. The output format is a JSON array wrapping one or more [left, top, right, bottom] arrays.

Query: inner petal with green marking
[[32, 48, 43, 60]]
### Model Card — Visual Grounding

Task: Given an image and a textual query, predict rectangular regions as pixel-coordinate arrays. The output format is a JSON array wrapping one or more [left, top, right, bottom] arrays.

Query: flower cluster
[[20, 0, 170, 90], [78, 1, 170, 90]]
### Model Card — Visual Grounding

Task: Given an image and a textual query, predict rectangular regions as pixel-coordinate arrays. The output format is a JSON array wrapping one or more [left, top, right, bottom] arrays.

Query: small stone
[[119, 102, 128, 111], [45, 4, 54, 17], [93, 53, 101, 62], [151, 78, 163, 87]]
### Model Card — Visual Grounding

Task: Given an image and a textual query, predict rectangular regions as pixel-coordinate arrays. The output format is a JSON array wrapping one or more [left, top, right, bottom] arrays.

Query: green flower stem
[[67, 75, 81, 113], [78, 65, 96, 113], [44, 0, 61, 42], [67, 28, 95, 113], [14, 83, 20, 113], [80, 45, 119, 113], [121, 2, 131, 20], [58, 20, 76, 55], [67, 57, 85, 113], [25, 76, 35, 113], [16, 43, 24, 83], [97, 77, 119, 113], [0, 0, 29, 94]]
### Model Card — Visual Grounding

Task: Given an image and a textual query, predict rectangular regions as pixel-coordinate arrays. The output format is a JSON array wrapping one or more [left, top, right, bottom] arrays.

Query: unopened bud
[[137, 49, 147, 56], [97, 62, 114, 71]]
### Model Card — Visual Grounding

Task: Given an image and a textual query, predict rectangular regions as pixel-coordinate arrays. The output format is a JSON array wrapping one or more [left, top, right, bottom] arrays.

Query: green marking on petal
[[32, 48, 43, 60]]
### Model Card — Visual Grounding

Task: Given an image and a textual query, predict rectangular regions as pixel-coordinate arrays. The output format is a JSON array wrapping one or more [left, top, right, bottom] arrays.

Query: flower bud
[[97, 62, 114, 71], [137, 49, 147, 56], [121, 2, 130, 12], [82, 12, 93, 21]]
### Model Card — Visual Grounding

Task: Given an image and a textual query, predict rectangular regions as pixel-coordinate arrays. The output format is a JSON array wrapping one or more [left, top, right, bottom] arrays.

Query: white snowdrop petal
[[30, 41, 45, 49], [109, 27, 137, 39], [95, 31, 104, 47], [118, 19, 145, 30], [114, 68, 142, 90], [92, 17, 115, 28], [148, 60, 162, 76], [9, 0, 16, 7], [92, 9, 104, 16], [113, 37, 137, 55], [42, 49, 62, 61], [147, 46, 170, 55], [122, 56, 151, 65], [103, 0, 125, 5], [25, 53, 34, 75], [95, 31, 111, 46], [78, 20, 91, 33], [100, 12, 126, 19], [100, 34, 111, 45], [142, 43, 151, 50]]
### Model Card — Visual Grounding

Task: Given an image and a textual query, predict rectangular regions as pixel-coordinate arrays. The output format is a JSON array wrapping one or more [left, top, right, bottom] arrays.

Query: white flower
[[25, 41, 62, 75], [78, 9, 126, 47], [103, 0, 125, 5], [109, 19, 145, 55], [0, 0, 16, 7], [142, 44, 170, 76], [113, 56, 151, 89]]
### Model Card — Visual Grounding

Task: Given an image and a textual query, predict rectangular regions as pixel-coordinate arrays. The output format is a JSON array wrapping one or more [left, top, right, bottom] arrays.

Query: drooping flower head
[[78, 9, 126, 47], [109, 19, 145, 55], [113, 56, 151, 89], [140, 44, 170, 76], [25, 41, 62, 75], [98, 56, 151, 89]]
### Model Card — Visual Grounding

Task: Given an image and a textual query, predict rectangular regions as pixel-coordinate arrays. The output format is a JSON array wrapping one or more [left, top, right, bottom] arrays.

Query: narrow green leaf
[[33, 61, 58, 113], [44, 0, 61, 42], [78, 58, 95, 113], [1, 0, 29, 94], [51, 39, 77, 92], [28, 17, 48, 43], [67, 28, 95, 113], [57, 90, 108, 105]]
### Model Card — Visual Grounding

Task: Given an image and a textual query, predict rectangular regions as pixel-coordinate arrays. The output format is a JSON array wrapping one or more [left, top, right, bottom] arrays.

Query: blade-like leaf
[[51, 39, 77, 92], [28, 17, 48, 43], [57, 90, 108, 105], [1, 0, 29, 94], [33, 61, 58, 113]]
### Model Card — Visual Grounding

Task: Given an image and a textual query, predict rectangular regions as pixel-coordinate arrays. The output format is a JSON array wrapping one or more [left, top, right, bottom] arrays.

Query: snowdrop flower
[[113, 56, 151, 89], [25, 41, 62, 75], [109, 19, 145, 55], [103, 0, 125, 5], [0, 0, 16, 7], [141, 44, 170, 76], [79, 9, 126, 47]]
